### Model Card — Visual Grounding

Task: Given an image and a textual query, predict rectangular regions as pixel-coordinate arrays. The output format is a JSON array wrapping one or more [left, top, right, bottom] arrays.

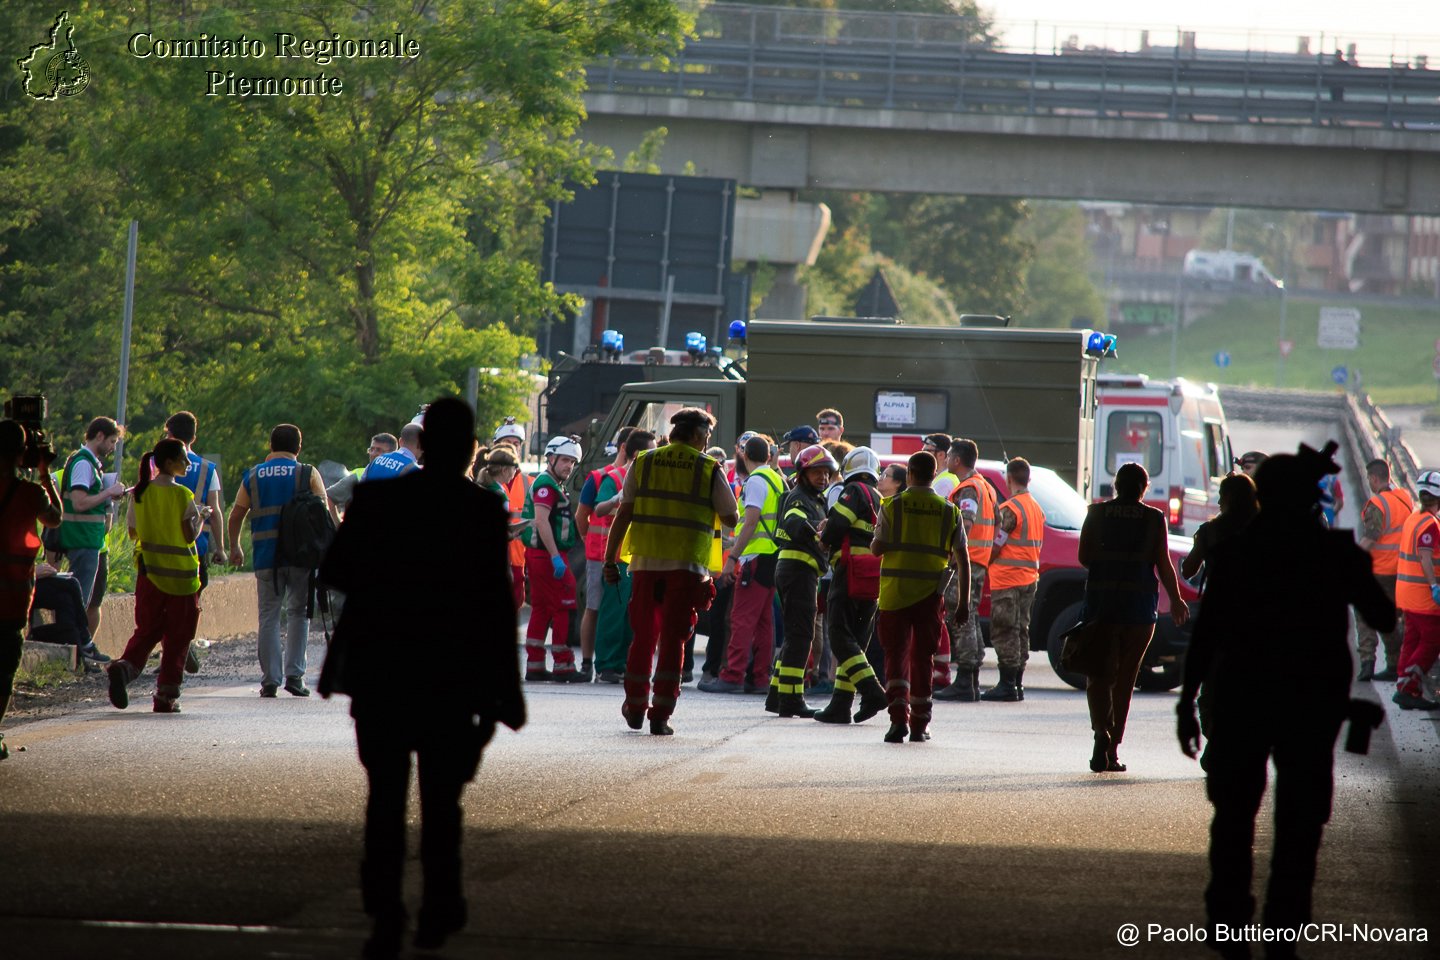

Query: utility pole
[[114, 220, 138, 469]]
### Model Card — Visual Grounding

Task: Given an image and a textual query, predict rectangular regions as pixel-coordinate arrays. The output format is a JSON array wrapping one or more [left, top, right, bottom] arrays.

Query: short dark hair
[[400, 423, 424, 446], [615, 425, 637, 449], [165, 411, 197, 444], [371, 433, 397, 451], [743, 435, 772, 465], [670, 407, 715, 444], [1113, 461, 1149, 500], [950, 438, 978, 468], [816, 408, 843, 428], [86, 416, 121, 442], [1006, 457, 1031, 486], [1365, 458, 1390, 481], [624, 429, 657, 459], [907, 451, 937, 485], [884, 463, 908, 491], [270, 424, 302, 454], [420, 397, 477, 470], [821, 439, 852, 459], [923, 433, 951, 451]]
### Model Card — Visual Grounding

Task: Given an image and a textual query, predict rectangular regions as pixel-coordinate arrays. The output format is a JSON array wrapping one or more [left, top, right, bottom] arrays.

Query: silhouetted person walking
[[1177, 443, 1393, 960], [318, 397, 525, 959]]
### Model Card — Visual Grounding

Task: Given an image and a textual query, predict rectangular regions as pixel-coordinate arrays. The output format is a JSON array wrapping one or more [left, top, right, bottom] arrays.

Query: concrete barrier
[[91, 573, 259, 660]]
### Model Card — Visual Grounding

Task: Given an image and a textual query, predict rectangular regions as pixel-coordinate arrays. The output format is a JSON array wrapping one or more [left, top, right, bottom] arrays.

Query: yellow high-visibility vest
[[879, 487, 956, 611], [134, 483, 200, 596], [628, 442, 719, 568]]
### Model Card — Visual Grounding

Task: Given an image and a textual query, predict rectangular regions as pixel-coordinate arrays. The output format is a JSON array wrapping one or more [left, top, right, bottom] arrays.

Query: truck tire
[[1135, 662, 1183, 692], [1044, 600, 1088, 691]]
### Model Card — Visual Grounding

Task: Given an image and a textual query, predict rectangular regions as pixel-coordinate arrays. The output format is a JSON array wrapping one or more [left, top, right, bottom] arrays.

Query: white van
[[1182, 249, 1282, 288], [1093, 373, 1234, 535]]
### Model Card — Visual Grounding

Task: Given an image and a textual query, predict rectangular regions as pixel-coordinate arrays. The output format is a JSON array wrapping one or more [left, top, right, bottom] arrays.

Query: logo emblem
[[18, 10, 90, 100]]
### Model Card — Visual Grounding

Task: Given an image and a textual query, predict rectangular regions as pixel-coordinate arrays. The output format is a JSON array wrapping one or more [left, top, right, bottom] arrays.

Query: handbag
[[842, 484, 881, 602], [1059, 619, 1104, 676]]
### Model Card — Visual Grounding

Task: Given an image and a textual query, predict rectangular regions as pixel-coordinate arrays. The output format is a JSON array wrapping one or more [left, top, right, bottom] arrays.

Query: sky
[[984, 1, 1440, 62]]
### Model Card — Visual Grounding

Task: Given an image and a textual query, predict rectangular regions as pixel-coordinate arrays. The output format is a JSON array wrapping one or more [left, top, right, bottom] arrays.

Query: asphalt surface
[[1, 643, 1435, 960]]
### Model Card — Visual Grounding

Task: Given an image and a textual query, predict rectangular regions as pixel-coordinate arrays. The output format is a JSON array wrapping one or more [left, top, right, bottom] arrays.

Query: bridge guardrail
[[1347, 392, 1422, 492]]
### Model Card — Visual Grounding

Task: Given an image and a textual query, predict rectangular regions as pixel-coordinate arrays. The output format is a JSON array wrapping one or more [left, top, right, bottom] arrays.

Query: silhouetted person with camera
[[318, 397, 525, 959], [1177, 443, 1393, 960]]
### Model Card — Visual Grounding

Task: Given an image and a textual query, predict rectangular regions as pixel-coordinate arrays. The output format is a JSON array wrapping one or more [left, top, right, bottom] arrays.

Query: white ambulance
[[1093, 373, 1234, 535]]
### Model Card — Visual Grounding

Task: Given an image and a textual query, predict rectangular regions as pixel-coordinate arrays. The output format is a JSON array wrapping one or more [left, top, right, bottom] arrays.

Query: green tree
[[1, 0, 688, 485], [1019, 202, 1105, 328]]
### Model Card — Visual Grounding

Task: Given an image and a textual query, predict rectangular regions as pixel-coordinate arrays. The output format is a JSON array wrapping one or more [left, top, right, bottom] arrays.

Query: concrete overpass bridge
[[581, 4, 1440, 213]]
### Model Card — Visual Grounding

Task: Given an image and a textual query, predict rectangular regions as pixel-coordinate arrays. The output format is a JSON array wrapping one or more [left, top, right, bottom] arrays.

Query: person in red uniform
[[1392, 470, 1440, 710], [520, 436, 583, 682], [0, 419, 63, 760]]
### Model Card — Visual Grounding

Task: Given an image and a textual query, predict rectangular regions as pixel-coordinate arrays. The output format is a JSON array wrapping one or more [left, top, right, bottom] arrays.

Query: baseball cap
[[781, 425, 820, 445], [736, 430, 758, 448]]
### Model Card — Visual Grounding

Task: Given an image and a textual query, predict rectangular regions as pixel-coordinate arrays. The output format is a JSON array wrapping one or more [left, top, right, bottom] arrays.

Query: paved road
[[1, 651, 1434, 960]]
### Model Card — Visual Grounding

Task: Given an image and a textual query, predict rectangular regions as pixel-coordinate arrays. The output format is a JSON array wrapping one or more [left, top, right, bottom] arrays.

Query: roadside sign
[[1214, 350, 1231, 368], [1332, 365, 1348, 385], [1278, 339, 1295, 358], [1318, 307, 1360, 349]]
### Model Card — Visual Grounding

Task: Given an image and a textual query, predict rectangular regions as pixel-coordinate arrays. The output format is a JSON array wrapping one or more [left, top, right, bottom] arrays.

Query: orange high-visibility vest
[[583, 464, 626, 561], [952, 473, 997, 569], [1366, 487, 1414, 577], [989, 491, 1045, 591], [1395, 510, 1440, 615], [504, 471, 529, 568]]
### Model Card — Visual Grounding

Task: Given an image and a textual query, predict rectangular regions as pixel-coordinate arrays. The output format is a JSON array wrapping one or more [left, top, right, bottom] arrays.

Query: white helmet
[[1417, 469, 1440, 499], [492, 417, 525, 444], [842, 446, 881, 482], [545, 435, 582, 461]]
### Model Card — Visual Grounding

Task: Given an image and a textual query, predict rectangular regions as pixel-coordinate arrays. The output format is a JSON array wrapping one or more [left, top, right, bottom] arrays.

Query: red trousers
[[626, 570, 714, 722], [1396, 609, 1440, 698], [524, 549, 576, 671], [510, 564, 525, 611], [878, 593, 943, 729], [723, 575, 774, 687], [117, 574, 199, 690]]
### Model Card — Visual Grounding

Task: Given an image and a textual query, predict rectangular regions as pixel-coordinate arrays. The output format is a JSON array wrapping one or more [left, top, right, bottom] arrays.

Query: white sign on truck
[[1318, 307, 1361, 350]]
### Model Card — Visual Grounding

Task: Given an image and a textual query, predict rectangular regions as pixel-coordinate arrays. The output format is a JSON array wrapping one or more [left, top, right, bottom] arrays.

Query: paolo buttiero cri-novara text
[[127, 32, 421, 97]]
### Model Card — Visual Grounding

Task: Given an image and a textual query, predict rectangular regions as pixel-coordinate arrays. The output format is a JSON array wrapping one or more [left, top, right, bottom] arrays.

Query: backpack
[[274, 465, 336, 571]]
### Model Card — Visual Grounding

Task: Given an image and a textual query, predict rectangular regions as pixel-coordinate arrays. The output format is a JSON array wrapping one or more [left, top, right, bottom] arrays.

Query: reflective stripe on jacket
[[583, 464, 626, 561], [878, 487, 957, 611], [521, 471, 576, 551], [952, 474, 997, 568], [628, 442, 719, 568], [776, 484, 828, 573], [134, 483, 200, 596], [1367, 488, 1414, 577], [990, 491, 1045, 591], [739, 466, 785, 558], [59, 447, 107, 551], [1395, 510, 1440, 614]]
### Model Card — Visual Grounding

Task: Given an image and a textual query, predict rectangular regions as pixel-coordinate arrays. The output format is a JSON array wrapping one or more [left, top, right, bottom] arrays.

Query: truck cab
[[576, 378, 746, 490], [1093, 373, 1234, 535]]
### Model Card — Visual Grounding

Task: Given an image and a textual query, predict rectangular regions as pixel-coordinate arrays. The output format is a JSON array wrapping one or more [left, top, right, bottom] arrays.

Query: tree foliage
[[1, 0, 687, 485], [1019, 203, 1105, 329]]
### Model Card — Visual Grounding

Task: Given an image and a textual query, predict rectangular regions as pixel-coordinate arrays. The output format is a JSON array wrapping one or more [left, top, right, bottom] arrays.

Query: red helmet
[[794, 444, 839, 474]]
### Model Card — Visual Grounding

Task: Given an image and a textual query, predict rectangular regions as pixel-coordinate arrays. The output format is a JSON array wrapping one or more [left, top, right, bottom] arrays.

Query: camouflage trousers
[[989, 582, 1037, 669], [945, 564, 989, 669], [1355, 574, 1402, 665]]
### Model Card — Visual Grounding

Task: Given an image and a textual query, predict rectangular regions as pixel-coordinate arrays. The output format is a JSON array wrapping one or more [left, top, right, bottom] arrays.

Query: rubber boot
[[1016, 664, 1026, 701], [764, 657, 781, 714], [853, 676, 889, 723], [777, 693, 816, 719], [980, 666, 1021, 702], [813, 690, 855, 724], [1356, 658, 1375, 681]]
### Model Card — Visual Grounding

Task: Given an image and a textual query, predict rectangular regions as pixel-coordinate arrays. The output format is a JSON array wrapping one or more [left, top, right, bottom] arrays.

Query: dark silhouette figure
[[318, 397, 525, 959], [1177, 443, 1394, 960]]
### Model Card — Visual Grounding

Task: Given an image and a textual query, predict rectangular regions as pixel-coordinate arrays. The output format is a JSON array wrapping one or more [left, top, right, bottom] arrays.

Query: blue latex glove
[[1432, 583, 1440, 606], [552, 554, 567, 579]]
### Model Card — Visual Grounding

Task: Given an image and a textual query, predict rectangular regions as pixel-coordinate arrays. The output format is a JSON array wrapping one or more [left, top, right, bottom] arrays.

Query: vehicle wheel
[[1044, 600, 1087, 691]]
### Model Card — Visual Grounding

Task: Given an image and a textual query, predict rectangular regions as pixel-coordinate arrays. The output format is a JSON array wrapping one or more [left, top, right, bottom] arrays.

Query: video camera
[[3, 394, 56, 469]]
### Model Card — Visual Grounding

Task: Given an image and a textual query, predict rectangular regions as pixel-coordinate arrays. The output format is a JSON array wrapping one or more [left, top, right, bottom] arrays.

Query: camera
[[3, 394, 56, 469]]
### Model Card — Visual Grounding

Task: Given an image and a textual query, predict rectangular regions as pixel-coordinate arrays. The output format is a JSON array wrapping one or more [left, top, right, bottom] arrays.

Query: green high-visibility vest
[[59, 447, 108, 551], [740, 466, 785, 558], [878, 487, 956, 611], [628, 442, 719, 568]]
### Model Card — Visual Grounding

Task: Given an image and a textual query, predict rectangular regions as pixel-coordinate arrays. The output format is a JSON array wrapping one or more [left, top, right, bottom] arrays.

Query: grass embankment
[[1110, 296, 1440, 406]]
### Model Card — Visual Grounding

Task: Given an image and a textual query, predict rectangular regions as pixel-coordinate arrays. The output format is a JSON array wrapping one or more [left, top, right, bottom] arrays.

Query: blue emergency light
[[728, 320, 747, 342], [600, 329, 624, 361], [685, 331, 707, 358], [1085, 331, 1118, 359]]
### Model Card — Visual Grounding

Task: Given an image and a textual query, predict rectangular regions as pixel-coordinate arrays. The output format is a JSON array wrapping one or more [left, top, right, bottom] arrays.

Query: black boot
[[935, 669, 979, 701], [1015, 664, 1026, 701], [1356, 658, 1375, 681], [980, 666, 1021, 702], [883, 721, 907, 743], [814, 690, 855, 724], [853, 677, 888, 723], [764, 685, 780, 714], [777, 693, 816, 719]]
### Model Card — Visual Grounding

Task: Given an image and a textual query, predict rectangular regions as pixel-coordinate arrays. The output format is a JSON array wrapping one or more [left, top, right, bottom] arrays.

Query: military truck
[[575, 318, 1102, 496]]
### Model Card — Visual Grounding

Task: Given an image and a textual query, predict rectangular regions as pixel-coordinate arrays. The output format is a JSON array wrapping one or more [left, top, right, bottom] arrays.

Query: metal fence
[[592, 4, 1440, 130]]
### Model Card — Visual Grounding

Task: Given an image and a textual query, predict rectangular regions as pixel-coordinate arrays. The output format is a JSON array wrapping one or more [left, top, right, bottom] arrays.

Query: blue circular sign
[[1331, 365, 1348, 385], [1214, 351, 1231, 368]]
